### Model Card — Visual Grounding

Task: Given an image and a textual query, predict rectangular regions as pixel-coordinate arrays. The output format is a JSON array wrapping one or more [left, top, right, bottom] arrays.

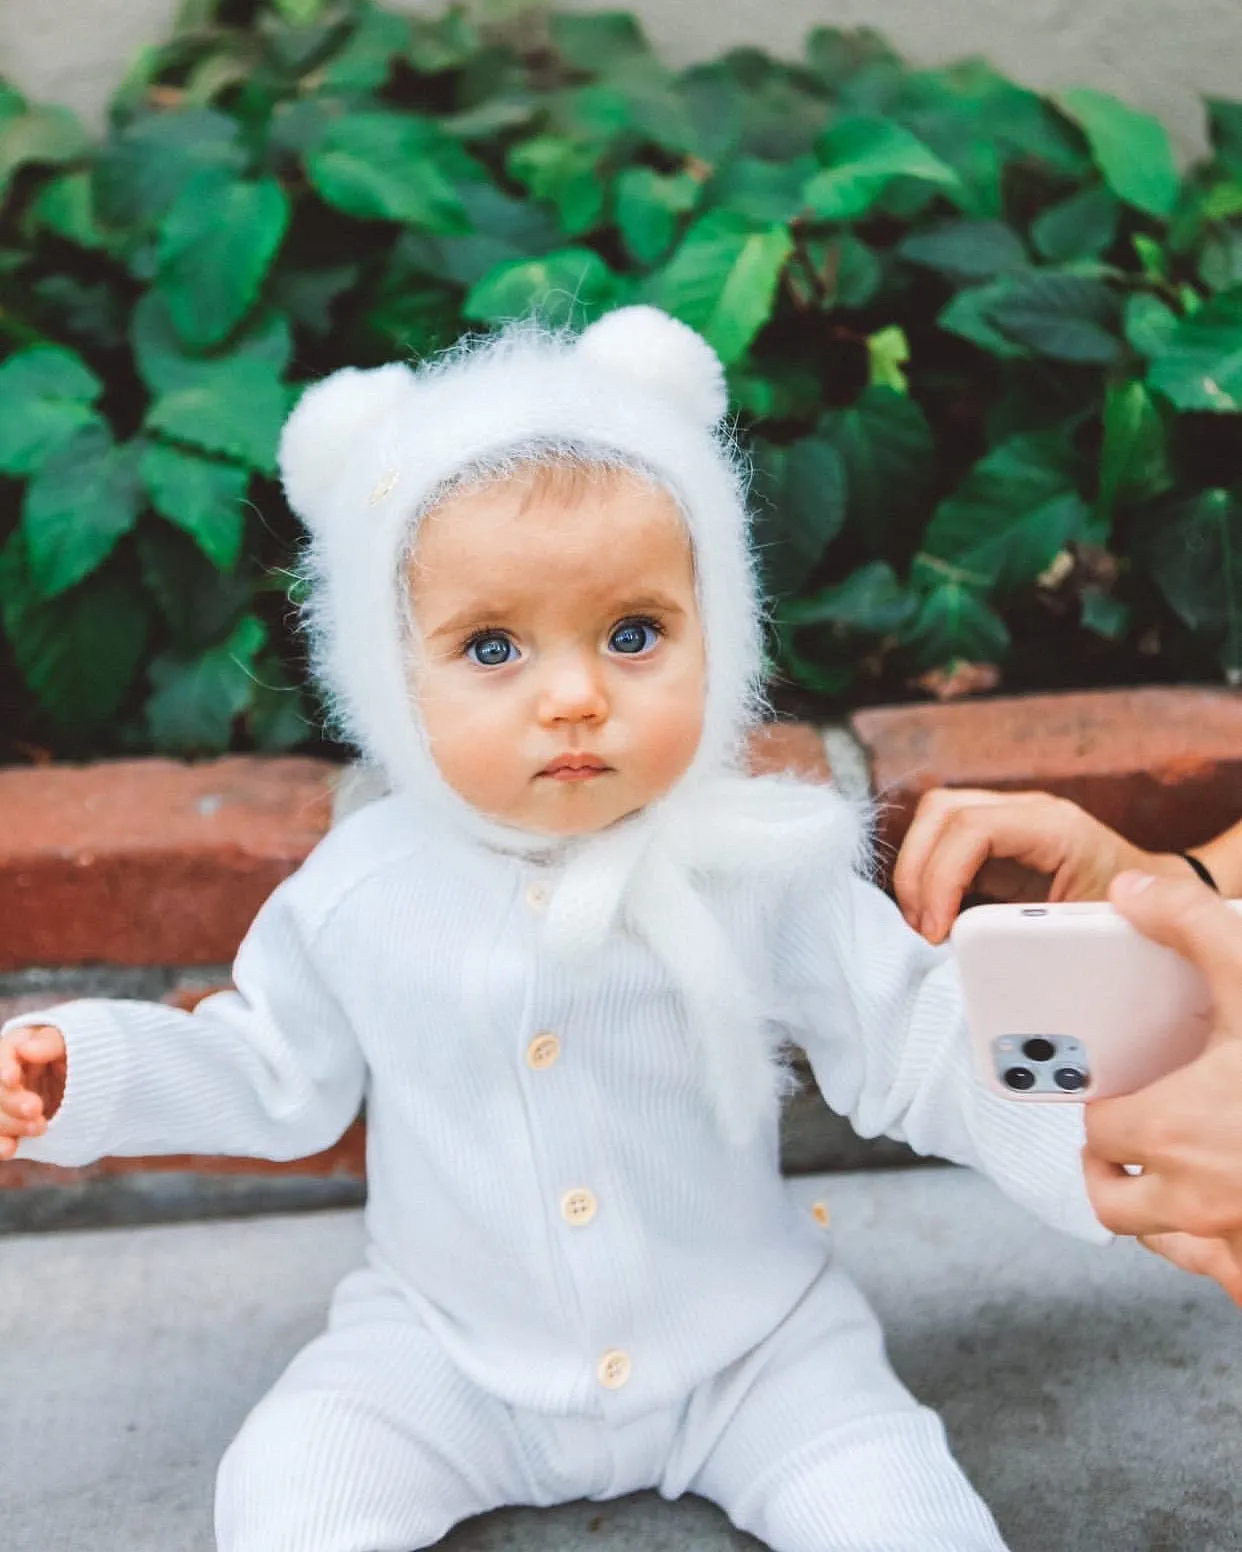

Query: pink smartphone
[[950, 900, 1236, 1101]]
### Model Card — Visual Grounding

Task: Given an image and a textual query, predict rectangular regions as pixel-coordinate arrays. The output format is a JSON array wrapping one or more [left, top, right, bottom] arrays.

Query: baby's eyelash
[[460, 625, 510, 655], [616, 613, 666, 637]]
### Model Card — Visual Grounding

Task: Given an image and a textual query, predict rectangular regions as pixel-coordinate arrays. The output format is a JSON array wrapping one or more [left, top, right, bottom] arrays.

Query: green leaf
[[750, 435, 846, 597], [1031, 186, 1120, 263], [1081, 589, 1131, 640], [0, 104, 86, 201], [867, 326, 909, 392], [704, 157, 812, 226], [983, 271, 1123, 364], [550, 11, 653, 74], [1133, 488, 1242, 674], [146, 359, 290, 473], [898, 219, 1026, 280], [0, 532, 150, 733], [1199, 230, 1242, 294], [135, 521, 254, 653], [805, 116, 960, 222], [939, 279, 1030, 359], [21, 424, 142, 599], [132, 291, 292, 396], [145, 614, 266, 752], [156, 172, 290, 349], [0, 345, 103, 475], [24, 171, 109, 251], [1124, 293, 1180, 358], [93, 109, 246, 231], [819, 234, 883, 308], [507, 136, 604, 236], [463, 248, 622, 328], [777, 560, 914, 634], [320, 3, 410, 93], [408, 8, 480, 73], [646, 211, 793, 365], [270, 263, 360, 335], [1097, 379, 1173, 524], [248, 658, 313, 750], [822, 387, 935, 556], [902, 578, 1010, 668], [613, 167, 699, 265], [1209, 99, 1242, 175], [307, 113, 470, 231], [1146, 287, 1242, 411], [922, 432, 1090, 591], [140, 442, 250, 570], [1055, 89, 1180, 220]]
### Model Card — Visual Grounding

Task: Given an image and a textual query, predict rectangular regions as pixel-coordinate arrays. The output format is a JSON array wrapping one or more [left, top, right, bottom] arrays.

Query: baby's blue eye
[[467, 633, 514, 666], [609, 619, 660, 655]]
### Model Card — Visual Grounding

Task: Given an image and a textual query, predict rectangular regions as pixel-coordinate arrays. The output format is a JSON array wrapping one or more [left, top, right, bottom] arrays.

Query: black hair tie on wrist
[[1178, 851, 1221, 893]]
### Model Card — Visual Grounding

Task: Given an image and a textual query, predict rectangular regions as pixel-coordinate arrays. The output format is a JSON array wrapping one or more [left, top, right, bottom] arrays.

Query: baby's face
[[407, 467, 706, 836]]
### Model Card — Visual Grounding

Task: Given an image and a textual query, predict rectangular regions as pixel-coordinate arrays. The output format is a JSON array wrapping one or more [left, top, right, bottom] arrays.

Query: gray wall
[[2, 0, 1240, 156]]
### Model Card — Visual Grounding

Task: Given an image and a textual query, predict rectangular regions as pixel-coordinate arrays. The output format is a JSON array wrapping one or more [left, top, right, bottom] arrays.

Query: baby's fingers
[[0, 1083, 43, 1122], [12, 1026, 66, 1066]]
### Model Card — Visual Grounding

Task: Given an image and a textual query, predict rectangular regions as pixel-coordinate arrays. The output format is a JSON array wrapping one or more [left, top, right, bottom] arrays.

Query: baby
[[0, 308, 1107, 1552]]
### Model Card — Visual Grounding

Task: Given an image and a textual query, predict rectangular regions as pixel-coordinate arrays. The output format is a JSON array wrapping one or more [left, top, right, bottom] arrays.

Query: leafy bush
[[2, 0, 1242, 760]]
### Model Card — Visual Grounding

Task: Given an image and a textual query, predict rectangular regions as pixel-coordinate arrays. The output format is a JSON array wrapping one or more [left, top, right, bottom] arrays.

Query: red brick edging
[[2, 689, 1240, 1191]]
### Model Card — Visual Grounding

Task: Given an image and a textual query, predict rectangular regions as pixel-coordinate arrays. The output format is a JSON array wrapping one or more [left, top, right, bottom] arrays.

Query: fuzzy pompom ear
[[576, 306, 728, 428], [279, 363, 415, 529]]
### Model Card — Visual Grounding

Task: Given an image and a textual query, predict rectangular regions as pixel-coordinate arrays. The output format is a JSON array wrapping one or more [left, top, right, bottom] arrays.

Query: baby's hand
[[0, 1025, 66, 1160]]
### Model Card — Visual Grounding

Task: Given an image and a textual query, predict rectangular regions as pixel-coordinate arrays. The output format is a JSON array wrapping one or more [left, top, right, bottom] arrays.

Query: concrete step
[[3, 1167, 1238, 1552]]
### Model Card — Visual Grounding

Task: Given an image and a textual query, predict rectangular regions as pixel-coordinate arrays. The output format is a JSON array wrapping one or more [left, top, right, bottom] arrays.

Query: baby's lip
[[540, 753, 611, 775]]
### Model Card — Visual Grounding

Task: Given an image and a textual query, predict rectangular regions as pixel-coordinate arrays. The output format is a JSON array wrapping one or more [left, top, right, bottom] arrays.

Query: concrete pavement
[[4, 1167, 1239, 1552]]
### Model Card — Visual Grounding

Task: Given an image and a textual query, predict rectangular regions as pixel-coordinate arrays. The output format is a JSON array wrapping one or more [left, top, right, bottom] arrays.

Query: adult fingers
[[1109, 873, 1242, 1035], [1082, 1151, 1173, 1236], [894, 790, 1030, 928], [902, 794, 1075, 943], [1139, 1232, 1242, 1307]]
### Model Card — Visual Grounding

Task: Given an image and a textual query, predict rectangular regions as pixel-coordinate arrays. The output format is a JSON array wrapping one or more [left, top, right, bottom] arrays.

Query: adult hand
[[1084, 872, 1242, 1305], [894, 788, 1186, 944], [0, 1024, 66, 1160]]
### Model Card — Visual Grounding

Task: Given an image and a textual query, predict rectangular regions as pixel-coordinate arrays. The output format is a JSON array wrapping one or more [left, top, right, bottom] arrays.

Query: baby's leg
[[666, 1265, 1007, 1552], [215, 1270, 541, 1552]]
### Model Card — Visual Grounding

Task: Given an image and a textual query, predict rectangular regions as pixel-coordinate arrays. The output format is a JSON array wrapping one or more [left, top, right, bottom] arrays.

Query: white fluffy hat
[[279, 306, 764, 821]]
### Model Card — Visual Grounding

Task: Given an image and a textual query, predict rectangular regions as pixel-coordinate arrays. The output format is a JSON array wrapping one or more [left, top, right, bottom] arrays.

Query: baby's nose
[[536, 654, 609, 723]]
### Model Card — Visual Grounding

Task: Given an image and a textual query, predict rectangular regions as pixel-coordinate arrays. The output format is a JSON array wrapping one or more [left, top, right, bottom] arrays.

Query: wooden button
[[561, 1187, 597, 1226], [596, 1349, 631, 1389], [526, 1033, 561, 1070], [810, 1200, 831, 1229]]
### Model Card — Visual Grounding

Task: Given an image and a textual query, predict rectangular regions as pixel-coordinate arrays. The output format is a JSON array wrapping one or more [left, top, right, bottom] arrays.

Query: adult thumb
[[1109, 871, 1242, 1037]]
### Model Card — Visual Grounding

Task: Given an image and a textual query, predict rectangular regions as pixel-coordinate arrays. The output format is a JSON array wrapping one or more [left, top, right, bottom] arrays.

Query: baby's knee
[[215, 1388, 453, 1552], [730, 1410, 1008, 1552]]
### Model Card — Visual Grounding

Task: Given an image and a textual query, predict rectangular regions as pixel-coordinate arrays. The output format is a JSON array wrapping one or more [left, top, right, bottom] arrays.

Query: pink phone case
[[950, 900, 1234, 1101]]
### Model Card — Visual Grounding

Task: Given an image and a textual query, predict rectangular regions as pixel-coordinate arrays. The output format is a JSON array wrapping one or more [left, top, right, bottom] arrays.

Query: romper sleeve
[[776, 868, 1110, 1245], [4, 873, 366, 1169]]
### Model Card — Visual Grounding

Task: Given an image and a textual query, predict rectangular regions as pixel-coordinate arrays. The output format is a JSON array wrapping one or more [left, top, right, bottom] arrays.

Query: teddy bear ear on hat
[[575, 306, 728, 429], [278, 362, 415, 532]]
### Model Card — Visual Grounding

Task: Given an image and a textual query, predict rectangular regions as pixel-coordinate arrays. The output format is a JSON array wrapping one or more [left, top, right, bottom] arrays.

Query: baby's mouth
[[538, 754, 612, 782]]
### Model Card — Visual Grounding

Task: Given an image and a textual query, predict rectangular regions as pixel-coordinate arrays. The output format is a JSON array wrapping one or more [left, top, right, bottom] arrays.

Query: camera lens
[[1003, 1067, 1036, 1091], [1054, 1067, 1087, 1092], [1022, 1038, 1056, 1063]]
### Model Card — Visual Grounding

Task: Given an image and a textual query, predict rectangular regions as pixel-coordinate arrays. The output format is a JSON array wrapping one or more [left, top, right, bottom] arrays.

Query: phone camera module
[[1054, 1066, 1087, 1092], [1003, 1067, 1037, 1091], [1021, 1037, 1056, 1064]]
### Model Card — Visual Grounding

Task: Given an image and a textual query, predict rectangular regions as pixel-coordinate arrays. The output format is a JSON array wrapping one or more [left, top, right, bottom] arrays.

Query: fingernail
[[1113, 871, 1156, 899]]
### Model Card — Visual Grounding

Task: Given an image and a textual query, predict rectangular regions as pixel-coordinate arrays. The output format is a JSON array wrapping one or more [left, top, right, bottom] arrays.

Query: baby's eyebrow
[[613, 592, 686, 617], [424, 602, 517, 640]]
